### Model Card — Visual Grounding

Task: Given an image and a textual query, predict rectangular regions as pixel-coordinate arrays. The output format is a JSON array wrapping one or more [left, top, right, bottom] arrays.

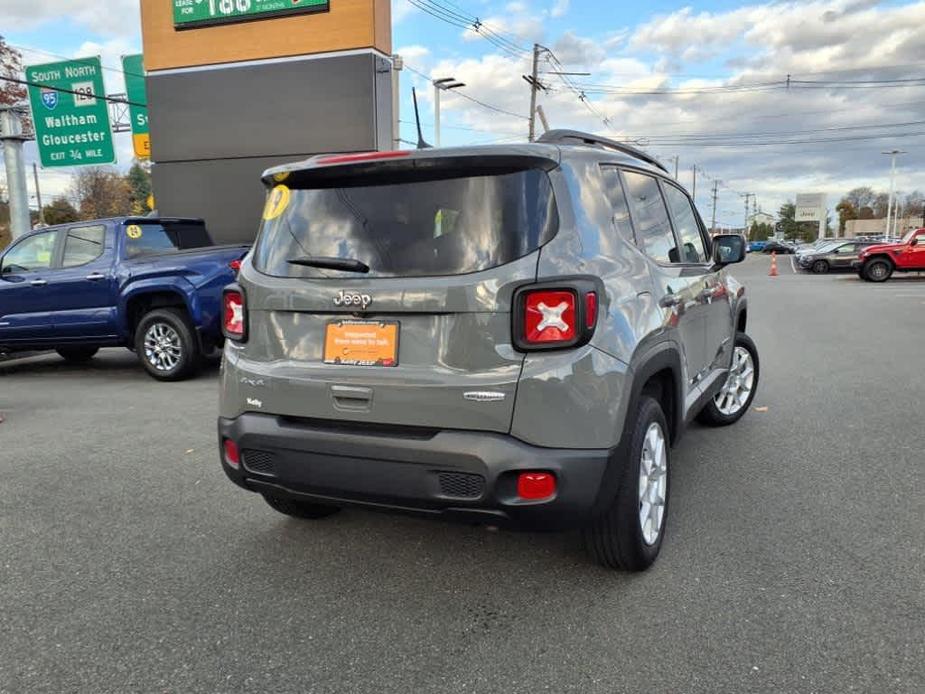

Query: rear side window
[[253, 169, 558, 278], [622, 171, 678, 264], [124, 223, 212, 259], [663, 185, 708, 264], [62, 225, 105, 268], [600, 167, 636, 242]]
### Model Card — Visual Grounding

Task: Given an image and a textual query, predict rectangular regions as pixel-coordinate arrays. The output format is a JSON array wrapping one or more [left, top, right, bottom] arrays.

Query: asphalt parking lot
[[1, 255, 923, 694]]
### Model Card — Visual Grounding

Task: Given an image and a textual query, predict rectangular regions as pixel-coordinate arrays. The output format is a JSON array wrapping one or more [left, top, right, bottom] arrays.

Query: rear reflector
[[223, 439, 240, 468], [523, 290, 577, 344], [316, 150, 411, 165], [229, 258, 242, 272], [517, 472, 557, 500], [585, 291, 598, 329], [222, 288, 246, 342]]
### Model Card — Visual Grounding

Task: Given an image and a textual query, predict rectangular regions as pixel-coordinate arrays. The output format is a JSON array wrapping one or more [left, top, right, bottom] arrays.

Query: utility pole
[[710, 179, 719, 234], [691, 165, 697, 204], [433, 77, 465, 148], [743, 193, 752, 238], [883, 149, 905, 239], [669, 155, 679, 179], [0, 107, 31, 240], [528, 43, 542, 142], [391, 55, 403, 151], [33, 163, 45, 226]]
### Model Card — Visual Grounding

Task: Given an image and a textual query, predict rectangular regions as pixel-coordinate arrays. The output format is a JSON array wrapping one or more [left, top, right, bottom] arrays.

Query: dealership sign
[[795, 193, 827, 222], [26, 57, 116, 168], [173, 0, 330, 29]]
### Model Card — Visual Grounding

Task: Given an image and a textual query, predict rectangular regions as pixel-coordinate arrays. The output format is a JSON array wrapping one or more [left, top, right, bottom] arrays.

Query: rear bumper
[[218, 414, 610, 530]]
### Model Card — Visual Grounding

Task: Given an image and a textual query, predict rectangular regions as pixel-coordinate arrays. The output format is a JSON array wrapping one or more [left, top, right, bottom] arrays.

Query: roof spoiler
[[538, 129, 668, 173]]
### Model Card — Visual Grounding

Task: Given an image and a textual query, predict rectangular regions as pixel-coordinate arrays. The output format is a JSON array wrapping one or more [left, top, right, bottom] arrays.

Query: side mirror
[[712, 234, 746, 267]]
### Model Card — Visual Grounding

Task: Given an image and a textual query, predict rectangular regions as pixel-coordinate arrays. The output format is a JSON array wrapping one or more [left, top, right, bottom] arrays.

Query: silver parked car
[[217, 131, 759, 571]]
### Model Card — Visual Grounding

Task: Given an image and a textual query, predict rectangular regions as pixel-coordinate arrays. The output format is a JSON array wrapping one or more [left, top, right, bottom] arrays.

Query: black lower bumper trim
[[218, 413, 610, 530]]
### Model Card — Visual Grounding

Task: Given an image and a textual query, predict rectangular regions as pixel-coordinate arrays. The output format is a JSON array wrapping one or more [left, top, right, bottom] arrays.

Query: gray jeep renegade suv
[[218, 130, 758, 571]]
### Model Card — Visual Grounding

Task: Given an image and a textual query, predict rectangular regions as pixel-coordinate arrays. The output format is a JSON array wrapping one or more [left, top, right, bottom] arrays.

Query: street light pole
[[433, 77, 465, 148], [883, 149, 906, 239], [0, 107, 31, 240]]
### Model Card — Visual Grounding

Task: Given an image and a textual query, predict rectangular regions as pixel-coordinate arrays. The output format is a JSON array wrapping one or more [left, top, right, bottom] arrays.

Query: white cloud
[[392, 0, 418, 25], [395, 45, 431, 62], [2, 0, 141, 37], [420, 1, 925, 216], [550, 0, 571, 19]]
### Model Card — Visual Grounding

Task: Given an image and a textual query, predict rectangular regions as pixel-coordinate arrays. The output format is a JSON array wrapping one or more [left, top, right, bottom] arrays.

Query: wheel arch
[[591, 341, 684, 516], [865, 253, 895, 268], [121, 286, 196, 342]]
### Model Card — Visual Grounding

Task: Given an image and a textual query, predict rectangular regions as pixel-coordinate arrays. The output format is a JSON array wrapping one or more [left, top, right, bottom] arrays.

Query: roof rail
[[537, 129, 668, 173]]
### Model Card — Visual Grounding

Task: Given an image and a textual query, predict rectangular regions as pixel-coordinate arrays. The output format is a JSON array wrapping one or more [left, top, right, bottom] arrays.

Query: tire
[[134, 308, 201, 381], [863, 258, 893, 283], [262, 494, 341, 520], [56, 347, 99, 363], [582, 396, 670, 571], [812, 260, 829, 274], [697, 332, 760, 427]]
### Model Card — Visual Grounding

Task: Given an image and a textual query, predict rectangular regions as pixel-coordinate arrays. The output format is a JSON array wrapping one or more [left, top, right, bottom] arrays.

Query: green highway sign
[[26, 57, 116, 168], [173, 0, 330, 29], [122, 54, 150, 158]]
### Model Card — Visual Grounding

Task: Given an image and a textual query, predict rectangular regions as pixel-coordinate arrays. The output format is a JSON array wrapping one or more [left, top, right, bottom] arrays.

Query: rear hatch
[[236, 150, 560, 433]]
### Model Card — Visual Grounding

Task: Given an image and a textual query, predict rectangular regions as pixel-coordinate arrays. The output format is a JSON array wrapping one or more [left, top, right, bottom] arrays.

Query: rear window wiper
[[287, 256, 370, 273]]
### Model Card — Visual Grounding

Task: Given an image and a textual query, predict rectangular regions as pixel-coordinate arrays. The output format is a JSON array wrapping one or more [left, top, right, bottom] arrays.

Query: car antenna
[[412, 87, 432, 149]]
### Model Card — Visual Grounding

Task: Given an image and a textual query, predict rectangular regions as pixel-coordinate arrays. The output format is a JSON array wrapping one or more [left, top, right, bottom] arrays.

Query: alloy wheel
[[714, 346, 755, 416], [639, 422, 668, 546], [143, 322, 182, 372]]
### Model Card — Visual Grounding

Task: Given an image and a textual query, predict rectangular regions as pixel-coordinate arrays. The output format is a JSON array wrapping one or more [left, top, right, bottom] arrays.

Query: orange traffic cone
[[769, 251, 779, 277]]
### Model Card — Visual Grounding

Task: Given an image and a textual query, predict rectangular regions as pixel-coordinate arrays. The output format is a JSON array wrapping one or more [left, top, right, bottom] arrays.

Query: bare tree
[[71, 168, 132, 220], [0, 36, 26, 107]]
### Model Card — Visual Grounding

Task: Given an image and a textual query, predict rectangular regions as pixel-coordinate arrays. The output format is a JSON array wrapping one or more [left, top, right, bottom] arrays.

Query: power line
[[8, 42, 143, 80], [399, 119, 522, 137], [0, 75, 145, 108], [624, 119, 925, 143], [648, 130, 925, 148], [403, 62, 529, 120], [407, 0, 528, 58]]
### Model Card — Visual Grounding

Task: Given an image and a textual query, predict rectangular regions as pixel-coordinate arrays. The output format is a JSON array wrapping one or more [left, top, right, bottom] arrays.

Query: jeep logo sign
[[334, 290, 372, 309]]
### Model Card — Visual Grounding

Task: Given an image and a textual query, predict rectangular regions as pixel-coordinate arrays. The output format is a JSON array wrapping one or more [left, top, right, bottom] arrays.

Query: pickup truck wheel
[[812, 259, 829, 274], [697, 332, 759, 427], [863, 259, 893, 282], [135, 308, 201, 381], [582, 396, 669, 571], [262, 494, 341, 520], [56, 347, 99, 363]]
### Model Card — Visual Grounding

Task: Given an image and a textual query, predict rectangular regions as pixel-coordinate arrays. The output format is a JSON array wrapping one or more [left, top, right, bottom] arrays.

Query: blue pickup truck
[[0, 217, 248, 381]]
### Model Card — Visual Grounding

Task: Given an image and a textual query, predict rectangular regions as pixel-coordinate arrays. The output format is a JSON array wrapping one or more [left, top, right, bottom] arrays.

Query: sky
[[3, 0, 925, 227]]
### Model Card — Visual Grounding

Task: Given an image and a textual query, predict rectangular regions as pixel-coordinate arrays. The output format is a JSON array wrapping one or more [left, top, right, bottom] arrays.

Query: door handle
[[86, 273, 106, 281], [30, 279, 47, 287], [659, 293, 681, 308]]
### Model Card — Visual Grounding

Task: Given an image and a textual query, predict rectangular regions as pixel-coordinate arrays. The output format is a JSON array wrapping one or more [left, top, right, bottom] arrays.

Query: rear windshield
[[253, 169, 558, 278], [124, 222, 213, 259]]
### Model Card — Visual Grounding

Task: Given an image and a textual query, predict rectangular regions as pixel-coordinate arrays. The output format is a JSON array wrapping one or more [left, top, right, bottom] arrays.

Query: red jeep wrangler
[[856, 228, 925, 282]]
